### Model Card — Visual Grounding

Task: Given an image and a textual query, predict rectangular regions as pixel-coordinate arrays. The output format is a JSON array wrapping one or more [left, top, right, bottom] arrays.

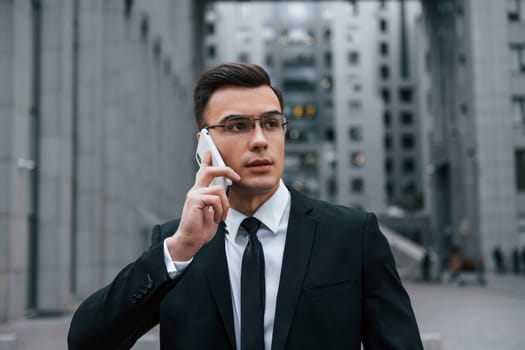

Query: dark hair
[[193, 62, 283, 128]]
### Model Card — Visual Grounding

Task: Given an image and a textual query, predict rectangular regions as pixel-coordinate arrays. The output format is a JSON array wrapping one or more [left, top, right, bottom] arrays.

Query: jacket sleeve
[[67, 223, 180, 350], [361, 213, 424, 350]]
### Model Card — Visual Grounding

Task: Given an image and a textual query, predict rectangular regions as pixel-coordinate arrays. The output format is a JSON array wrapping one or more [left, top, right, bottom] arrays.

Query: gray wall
[[0, 0, 203, 322]]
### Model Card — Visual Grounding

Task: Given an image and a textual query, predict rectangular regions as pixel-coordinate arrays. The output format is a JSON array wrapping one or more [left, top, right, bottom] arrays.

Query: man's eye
[[264, 118, 280, 129], [226, 121, 249, 132]]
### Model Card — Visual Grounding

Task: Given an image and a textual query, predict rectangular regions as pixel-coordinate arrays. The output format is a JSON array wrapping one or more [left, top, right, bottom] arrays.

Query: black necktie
[[240, 217, 265, 350]]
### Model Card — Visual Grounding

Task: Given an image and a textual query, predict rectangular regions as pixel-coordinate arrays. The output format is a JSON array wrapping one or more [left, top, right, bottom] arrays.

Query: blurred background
[[1, 0, 525, 349]]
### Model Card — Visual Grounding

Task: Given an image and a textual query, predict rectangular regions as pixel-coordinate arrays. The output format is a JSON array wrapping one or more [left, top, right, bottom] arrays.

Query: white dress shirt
[[163, 180, 291, 350]]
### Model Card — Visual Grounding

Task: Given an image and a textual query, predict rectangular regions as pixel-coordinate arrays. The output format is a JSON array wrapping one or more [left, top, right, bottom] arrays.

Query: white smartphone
[[196, 128, 232, 191]]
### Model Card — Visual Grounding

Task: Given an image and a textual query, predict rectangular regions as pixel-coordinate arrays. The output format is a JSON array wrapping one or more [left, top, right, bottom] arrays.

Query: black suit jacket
[[68, 189, 423, 349]]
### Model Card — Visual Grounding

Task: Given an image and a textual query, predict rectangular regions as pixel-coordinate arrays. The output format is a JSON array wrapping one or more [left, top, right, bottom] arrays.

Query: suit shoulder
[[292, 188, 369, 223]]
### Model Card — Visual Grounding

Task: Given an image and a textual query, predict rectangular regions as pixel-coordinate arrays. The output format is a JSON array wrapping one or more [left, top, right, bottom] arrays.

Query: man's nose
[[249, 122, 269, 147]]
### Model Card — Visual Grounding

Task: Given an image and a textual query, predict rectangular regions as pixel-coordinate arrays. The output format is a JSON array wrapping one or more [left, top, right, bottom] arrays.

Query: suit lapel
[[271, 191, 316, 350], [204, 222, 236, 349]]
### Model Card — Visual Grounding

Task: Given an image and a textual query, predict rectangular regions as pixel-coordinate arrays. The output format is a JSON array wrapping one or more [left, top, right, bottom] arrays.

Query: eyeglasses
[[205, 113, 288, 136]]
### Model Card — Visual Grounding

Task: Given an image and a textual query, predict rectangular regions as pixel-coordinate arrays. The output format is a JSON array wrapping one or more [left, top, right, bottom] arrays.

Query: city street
[[1, 273, 524, 350]]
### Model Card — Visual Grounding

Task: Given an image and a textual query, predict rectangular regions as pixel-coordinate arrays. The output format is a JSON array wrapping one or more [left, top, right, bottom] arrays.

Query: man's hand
[[165, 151, 240, 261]]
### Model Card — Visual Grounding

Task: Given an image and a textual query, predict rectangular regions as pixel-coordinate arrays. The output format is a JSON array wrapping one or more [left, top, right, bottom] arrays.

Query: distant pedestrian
[[449, 246, 461, 283], [512, 248, 520, 274], [492, 246, 504, 274], [421, 247, 432, 282]]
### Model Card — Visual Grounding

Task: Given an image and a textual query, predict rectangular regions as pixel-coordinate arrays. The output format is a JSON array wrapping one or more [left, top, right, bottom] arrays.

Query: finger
[[207, 184, 230, 222], [197, 194, 224, 223], [195, 166, 241, 188], [199, 150, 212, 168]]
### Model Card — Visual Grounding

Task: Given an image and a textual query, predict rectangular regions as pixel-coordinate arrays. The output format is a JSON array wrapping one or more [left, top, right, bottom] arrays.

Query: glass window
[[349, 100, 362, 113], [384, 134, 392, 150], [516, 149, 525, 191], [351, 177, 364, 193], [380, 65, 390, 80], [401, 111, 413, 125], [348, 51, 360, 65], [379, 19, 388, 32], [206, 22, 215, 34], [207, 45, 216, 58], [510, 44, 525, 73], [403, 158, 415, 174], [384, 111, 391, 126], [385, 158, 393, 174], [349, 126, 362, 141], [324, 51, 332, 67], [508, 0, 521, 21], [512, 96, 525, 125], [381, 88, 391, 104], [401, 134, 415, 150], [238, 52, 250, 62], [399, 88, 413, 103], [380, 42, 389, 56]]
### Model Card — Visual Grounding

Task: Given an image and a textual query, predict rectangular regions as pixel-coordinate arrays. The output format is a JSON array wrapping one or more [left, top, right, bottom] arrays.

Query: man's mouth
[[246, 159, 272, 167]]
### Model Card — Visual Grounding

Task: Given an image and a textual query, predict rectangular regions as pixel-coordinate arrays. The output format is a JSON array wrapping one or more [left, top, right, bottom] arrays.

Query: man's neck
[[228, 184, 280, 217]]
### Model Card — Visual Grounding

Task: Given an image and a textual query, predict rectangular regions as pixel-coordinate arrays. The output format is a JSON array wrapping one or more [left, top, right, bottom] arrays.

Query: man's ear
[[196, 132, 201, 141]]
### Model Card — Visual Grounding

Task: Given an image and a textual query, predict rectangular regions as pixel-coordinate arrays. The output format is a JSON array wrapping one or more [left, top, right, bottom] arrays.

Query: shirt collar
[[225, 180, 290, 240]]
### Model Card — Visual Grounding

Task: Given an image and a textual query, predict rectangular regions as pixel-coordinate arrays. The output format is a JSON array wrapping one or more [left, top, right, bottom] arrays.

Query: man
[[68, 62, 423, 350]]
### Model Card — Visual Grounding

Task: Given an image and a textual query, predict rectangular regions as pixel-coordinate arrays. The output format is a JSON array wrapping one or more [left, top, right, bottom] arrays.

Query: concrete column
[[0, 0, 33, 322], [37, 0, 74, 312]]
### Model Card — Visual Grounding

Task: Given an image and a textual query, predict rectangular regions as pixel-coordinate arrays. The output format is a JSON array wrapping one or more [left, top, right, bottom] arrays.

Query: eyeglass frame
[[203, 111, 288, 134]]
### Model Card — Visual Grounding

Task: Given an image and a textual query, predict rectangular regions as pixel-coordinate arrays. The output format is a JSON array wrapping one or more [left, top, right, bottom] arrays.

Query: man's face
[[200, 85, 285, 197]]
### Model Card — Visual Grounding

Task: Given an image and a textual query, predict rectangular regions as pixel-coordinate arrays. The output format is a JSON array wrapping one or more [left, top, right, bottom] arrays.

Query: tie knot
[[241, 217, 261, 236]]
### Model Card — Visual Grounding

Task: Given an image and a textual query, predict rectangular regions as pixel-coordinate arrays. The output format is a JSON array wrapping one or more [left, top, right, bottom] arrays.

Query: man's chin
[[231, 178, 279, 195]]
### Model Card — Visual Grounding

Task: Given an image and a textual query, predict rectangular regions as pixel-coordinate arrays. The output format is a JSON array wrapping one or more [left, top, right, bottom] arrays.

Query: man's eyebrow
[[216, 110, 282, 124], [219, 110, 282, 122]]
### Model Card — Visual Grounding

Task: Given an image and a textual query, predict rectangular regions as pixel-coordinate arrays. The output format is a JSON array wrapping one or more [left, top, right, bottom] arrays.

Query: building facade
[[0, 0, 203, 322], [423, 0, 525, 267]]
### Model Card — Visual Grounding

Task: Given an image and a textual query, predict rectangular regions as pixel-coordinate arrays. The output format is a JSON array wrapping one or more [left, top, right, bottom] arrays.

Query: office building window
[[512, 96, 525, 125], [349, 100, 362, 113], [266, 54, 273, 67], [239, 52, 250, 62], [206, 22, 215, 34], [510, 44, 525, 73], [508, 0, 522, 21], [379, 19, 388, 32], [386, 181, 394, 197], [348, 51, 360, 65], [381, 88, 391, 104], [384, 111, 391, 126], [399, 88, 413, 103], [324, 28, 332, 44], [380, 42, 389, 56], [401, 134, 415, 150], [401, 111, 413, 125], [385, 158, 393, 174], [349, 126, 362, 141], [351, 177, 364, 193], [324, 51, 332, 67], [207, 45, 216, 58], [402, 158, 415, 174], [516, 149, 525, 191], [380, 65, 390, 80], [384, 134, 392, 150], [351, 152, 365, 168]]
